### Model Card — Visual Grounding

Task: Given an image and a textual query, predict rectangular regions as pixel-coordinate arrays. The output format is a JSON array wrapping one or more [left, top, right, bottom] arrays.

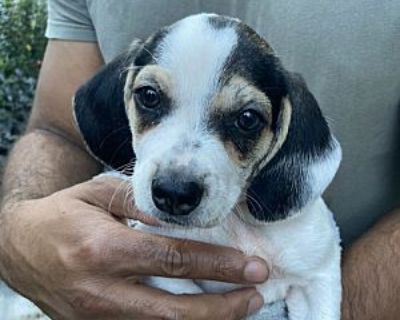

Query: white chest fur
[[134, 198, 342, 320]]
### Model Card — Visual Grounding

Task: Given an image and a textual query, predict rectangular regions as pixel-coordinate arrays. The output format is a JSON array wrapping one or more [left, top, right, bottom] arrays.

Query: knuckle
[[192, 304, 212, 320], [57, 233, 113, 274], [163, 305, 189, 320], [223, 296, 244, 320], [70, 286, 110, 317], [227, 306, 240, 320], [73, 237, 106, 267], [160, 242, 193, 277], [219, 300, 238, 320], [138, 298, 189, 320], [211, 256, 238, 279]]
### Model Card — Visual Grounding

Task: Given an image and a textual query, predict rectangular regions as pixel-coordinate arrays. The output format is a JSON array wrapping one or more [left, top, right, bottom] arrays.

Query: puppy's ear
[[73, 40, 143, 170], [247, 73, 341, 221]]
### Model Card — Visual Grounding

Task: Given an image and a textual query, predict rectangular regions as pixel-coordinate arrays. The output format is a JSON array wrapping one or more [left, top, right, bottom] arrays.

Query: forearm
[[342, 209, 400, 320], [0, 129, 100, 208], [0, 40, 105, 209]]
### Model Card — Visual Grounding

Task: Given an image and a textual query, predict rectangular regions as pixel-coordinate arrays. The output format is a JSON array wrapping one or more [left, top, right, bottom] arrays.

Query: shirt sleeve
[[45, 0, 96, 42]]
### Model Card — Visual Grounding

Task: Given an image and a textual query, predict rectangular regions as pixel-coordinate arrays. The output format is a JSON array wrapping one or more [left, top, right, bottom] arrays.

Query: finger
[[101, 282, 264, 320], [167, 287, 264, 320], [69, 174, 160, 225], [105, 226, 269, 285]]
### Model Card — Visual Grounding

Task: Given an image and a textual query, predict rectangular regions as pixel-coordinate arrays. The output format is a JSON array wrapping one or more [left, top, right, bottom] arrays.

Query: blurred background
[[0, 0, 47, 175]]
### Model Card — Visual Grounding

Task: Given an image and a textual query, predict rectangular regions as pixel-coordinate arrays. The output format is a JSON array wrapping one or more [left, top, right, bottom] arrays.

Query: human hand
[[0, 176, 268, 319]]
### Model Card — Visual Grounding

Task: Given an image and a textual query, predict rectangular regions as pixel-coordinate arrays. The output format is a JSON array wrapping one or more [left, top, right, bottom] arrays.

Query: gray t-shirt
[[46, 0, 400, 246]]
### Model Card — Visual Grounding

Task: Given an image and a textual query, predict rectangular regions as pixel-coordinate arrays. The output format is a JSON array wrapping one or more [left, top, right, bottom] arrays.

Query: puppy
[[74, 13, 342, 320]]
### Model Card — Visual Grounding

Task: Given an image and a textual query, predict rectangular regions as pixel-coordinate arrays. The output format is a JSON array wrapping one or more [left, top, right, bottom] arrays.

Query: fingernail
[[244, 259, 268, 283], [247, 293, 264, 315]]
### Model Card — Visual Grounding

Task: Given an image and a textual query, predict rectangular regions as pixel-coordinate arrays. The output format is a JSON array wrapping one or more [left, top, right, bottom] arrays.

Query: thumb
[[69, 173, 160, 225]]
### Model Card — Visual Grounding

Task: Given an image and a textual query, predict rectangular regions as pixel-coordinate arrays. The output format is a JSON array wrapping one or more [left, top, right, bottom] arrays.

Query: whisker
[[99, 125, 130, 149], [141, 45, 158, 63], [107, 177, 130, 217], [112, 158, 136, 174], [108, 137, 132, 166], [122, 183, 134, 217]]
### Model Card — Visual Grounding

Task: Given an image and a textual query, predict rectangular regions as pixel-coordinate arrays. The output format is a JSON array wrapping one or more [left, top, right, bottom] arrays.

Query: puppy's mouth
[[152, 207, 225, 229], [157, 215, 196, 228]]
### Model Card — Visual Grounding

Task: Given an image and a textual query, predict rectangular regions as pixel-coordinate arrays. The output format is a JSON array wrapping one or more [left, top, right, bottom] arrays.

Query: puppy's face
[[74, 14, 341, 228], [122, 15, 292, 227]]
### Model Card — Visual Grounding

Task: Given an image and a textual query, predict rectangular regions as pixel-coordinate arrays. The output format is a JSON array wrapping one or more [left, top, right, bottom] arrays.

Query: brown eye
[[135, 86, 160, 109], [236, 110, 265, 132]]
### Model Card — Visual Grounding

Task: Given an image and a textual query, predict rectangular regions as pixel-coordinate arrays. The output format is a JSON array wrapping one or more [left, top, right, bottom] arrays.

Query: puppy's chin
[[136, 204, 232, 229], [152, 211, 229, 229]]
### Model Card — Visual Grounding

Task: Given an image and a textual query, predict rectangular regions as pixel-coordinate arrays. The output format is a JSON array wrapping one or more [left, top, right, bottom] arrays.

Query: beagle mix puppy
[[74, 14, 342, 320]]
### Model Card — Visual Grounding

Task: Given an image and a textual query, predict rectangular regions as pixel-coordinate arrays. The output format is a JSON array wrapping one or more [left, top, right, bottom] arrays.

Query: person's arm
[[1, 41, 103, 205], [342, 209, 400, 320], [0, 40, 267, 319]]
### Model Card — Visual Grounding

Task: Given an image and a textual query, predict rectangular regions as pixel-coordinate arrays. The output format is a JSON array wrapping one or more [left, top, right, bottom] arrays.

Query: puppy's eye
[[236, 110, 265, 132], [135, 86, 160, 109]]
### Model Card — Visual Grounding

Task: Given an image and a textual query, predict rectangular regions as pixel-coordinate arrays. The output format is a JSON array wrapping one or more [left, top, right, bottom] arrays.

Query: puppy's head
[[74, 14, 341, 227]]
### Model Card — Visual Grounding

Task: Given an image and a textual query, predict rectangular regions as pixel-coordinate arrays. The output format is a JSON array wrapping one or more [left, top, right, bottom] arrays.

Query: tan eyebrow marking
[[133, 65, 173, 94], [212, 75, 272, 118]]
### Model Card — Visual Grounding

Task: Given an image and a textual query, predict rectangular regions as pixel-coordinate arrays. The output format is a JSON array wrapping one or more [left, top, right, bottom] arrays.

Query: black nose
[[152, 176, 204, 216]]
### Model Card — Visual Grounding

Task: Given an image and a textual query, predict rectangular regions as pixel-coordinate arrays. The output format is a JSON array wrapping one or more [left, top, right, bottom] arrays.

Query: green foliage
[[0, 0, 47, 156]]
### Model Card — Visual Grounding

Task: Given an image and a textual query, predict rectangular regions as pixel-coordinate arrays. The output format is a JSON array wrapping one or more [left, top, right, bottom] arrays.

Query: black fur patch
[[246, 73, 334, 221], [208, 15, 236, 30], [74, 52, 135, 169]]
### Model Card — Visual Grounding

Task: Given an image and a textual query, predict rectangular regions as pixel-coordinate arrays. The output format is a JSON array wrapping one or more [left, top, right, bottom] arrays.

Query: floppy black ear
[[247, 73, 341, 222], [73, 42, 143, 170]]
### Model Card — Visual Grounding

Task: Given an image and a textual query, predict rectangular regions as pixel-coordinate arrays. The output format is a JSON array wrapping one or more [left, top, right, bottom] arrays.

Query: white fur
[[306, 138, 342, 203], [156, 13, 238, 112]]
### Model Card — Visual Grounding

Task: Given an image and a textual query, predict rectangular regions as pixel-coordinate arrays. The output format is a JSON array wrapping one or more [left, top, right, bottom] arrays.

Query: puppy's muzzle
[[151, 172, 204, 216]]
